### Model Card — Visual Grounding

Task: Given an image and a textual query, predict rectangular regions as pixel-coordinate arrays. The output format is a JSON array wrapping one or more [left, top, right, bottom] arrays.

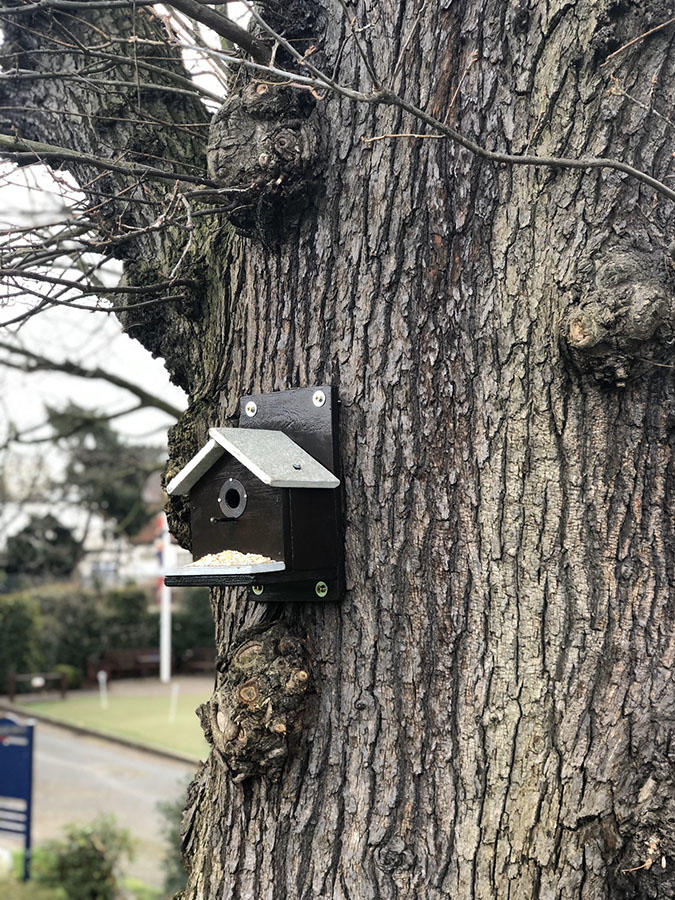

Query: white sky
[[0, 166, 188, 446]]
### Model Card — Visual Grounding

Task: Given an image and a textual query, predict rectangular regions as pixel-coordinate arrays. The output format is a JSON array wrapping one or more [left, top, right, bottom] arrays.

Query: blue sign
[[0, 715, 34, 880]]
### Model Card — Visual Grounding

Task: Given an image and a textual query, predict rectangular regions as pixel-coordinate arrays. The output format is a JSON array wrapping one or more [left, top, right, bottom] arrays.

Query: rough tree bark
[[1, 2, 673, 898]]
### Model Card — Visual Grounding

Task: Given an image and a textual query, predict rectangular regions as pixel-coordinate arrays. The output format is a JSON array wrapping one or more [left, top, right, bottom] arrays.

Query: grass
[[20, 687, 210, 759], [0, 878, 161, 900], [0, 878, 62, 899], [3, 851, 162, 900]]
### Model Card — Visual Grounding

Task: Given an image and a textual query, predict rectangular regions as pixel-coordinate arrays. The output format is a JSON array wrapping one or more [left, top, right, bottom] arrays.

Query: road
[[4, 721, 199, 889]]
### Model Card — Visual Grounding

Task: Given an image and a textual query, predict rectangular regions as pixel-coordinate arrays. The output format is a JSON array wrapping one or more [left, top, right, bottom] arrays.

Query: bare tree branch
[[0, 0, 270, 62], [0, 339, 183, 417], [0, 133, 217, 186], [166, 0, 270, 63]]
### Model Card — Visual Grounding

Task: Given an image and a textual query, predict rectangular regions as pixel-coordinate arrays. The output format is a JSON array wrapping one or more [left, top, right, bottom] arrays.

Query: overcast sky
[[0, 167, 188, 447]]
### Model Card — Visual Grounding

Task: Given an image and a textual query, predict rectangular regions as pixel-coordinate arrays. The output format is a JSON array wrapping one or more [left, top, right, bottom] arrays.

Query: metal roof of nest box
[[166, 427, 341, 495]]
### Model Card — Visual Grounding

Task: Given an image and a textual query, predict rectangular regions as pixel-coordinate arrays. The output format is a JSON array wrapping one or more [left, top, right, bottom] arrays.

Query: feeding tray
[[165, 558, 286, 579], [163, 386, 343, 601]]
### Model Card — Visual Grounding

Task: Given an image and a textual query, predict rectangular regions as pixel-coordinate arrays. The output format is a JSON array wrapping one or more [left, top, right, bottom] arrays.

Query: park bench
[[178, 646, 215, 673], [7, 671, 67, 703], [86, 648, 160, 682]]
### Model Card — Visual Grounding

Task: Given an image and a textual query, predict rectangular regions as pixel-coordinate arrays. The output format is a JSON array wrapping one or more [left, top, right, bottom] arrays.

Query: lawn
[[20, 685, 210, 759]]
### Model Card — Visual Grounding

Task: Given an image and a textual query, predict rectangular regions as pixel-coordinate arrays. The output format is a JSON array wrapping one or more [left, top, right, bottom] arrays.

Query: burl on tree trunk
[[0, 0, 673, 898]]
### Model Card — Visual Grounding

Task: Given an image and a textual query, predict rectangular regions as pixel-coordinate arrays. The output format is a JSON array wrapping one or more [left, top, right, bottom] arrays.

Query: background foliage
[[0, 585, 212, 690], [33, 816, 133, 900], [4, 516, 83, 581], [0, 592, 41, 695]]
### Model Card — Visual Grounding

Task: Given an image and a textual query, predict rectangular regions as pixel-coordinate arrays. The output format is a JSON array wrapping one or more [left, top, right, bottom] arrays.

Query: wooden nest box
[[164, 386, 343, 602]]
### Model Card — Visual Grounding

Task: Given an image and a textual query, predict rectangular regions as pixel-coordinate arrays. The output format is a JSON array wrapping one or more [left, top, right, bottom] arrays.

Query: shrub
[[53, 663, 82, 690], [36, 585, 106, 676], [34, 816, 133, 900], [0, 593, 42, 691], [0, 584, 160, 689], [31, 584, 157, 678], [103, 587, 157, 651], [105, 588, 148, 625]]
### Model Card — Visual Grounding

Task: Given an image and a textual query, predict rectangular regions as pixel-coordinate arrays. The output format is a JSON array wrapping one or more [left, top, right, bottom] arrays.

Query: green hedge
[[0, 585, 213, 690], [0, 593, 42, 693], [0, 586, 159, 691], [172, 588, 213, 663]]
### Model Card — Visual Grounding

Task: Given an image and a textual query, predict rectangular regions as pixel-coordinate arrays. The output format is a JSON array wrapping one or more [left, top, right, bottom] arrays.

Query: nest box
[[163, 386, 343, 601]]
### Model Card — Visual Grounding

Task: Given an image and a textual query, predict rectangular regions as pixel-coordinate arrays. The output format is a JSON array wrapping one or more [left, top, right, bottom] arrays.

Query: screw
[[245, 400, 257, 417], [315, 581, 328, 598], [293, 462, 302, 470], [312, 390, 326, 408], [251, 585, 264, 596]]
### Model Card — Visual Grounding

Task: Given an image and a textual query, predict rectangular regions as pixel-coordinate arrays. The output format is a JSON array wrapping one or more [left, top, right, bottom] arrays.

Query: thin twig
[[362, 132, 445, 143], [168, 194, 193, 279], [393, 0, 427, 80], [0, 266, 195, 294], [601, 16, 675, 66], [0, 133, 217, 187], [336, 0, 381, 89]]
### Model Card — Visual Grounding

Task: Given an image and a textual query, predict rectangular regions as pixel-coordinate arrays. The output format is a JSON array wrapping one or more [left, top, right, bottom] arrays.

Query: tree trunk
[[2, 2, 673, 898]]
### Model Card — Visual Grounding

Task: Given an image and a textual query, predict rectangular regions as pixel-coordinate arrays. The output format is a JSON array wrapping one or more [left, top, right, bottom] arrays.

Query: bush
[[36, 585, 106, 677], [34, 816, 133, 900], [103, 587, 157, 651], [0, 584, 162, 690], [53, 663, 82, 690], [0, 593, 42, 692], [16, 585, 158, 680], [105, 588, 148, 626]]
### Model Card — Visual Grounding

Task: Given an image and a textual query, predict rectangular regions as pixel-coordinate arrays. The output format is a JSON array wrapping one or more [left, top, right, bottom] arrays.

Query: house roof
[[166, 427, 340, 496]]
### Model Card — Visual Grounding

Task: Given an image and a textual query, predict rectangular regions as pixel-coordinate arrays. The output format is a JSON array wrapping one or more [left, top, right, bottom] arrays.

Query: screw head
[[245, 400, 257, 417], [315, 581, 328, 598], [251, 585, 264, 596], [312, 390, 326, 408]]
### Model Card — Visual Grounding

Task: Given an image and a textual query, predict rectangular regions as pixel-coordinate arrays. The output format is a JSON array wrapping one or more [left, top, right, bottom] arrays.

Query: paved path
[[2, 721, 200, 889]]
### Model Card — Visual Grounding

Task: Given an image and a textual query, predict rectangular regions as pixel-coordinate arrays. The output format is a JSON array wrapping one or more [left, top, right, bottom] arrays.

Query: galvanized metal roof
[[166, 427, 340, 495]]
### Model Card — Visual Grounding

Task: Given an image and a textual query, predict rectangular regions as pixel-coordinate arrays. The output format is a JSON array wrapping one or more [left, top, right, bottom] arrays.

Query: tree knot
[[198, 621, 314, 783], [561, 247, 674, 387], [207, 82, 322, 238], [374, 837, 414, 873]]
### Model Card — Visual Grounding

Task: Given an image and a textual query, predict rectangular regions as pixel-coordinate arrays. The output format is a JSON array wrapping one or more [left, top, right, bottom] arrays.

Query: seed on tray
[[189, 550, 276, 568]]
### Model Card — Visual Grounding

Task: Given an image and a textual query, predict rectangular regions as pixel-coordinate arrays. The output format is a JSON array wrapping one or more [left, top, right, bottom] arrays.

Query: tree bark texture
[[2, 2, 674, 898]]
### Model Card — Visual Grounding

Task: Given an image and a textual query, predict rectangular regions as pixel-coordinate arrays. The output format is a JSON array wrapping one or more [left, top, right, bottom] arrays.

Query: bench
[[178, 646, 215, 673], [7, 671, 67, 703], [86, 649, 160, 682]]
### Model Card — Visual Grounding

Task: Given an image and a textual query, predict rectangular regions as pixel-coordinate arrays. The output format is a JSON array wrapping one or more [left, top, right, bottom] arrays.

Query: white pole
[[168, 682, 180, 723], [159, 513, 172, 684], [97, 670, 108, 710]]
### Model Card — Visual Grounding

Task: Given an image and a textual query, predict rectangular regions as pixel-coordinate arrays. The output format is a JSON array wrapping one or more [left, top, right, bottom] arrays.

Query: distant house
[[78, 512, 190, 595]]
